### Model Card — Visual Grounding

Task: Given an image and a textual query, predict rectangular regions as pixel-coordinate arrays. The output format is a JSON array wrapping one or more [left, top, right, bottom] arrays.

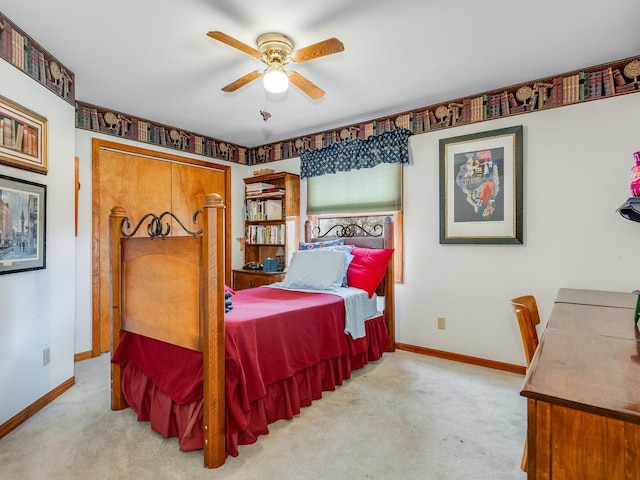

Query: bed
[[109, 193, 395, 468]]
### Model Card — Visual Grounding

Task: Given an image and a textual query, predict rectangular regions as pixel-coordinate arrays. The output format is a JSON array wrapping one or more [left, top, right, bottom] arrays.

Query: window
[[307, 162, 402, 214], [306, 163, 404, 283]]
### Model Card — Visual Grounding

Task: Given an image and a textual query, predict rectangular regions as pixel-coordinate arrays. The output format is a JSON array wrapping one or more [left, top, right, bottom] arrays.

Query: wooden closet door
[[95, 149, 172, 353], [170, 162, 227, 231], [93, 139, 230, 355]]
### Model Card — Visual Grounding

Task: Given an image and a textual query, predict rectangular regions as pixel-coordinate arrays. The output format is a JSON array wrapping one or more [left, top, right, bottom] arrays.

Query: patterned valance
[[300, 128, 412, 179]]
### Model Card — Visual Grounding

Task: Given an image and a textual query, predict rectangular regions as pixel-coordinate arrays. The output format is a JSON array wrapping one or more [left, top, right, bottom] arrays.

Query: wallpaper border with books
[[0, 13, 75, 105], [75, 54, 640, 166]]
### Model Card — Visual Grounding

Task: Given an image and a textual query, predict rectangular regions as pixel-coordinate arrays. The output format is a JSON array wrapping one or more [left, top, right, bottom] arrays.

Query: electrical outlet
[[437, 317, 446, 330], [43, 347, 50, 365]]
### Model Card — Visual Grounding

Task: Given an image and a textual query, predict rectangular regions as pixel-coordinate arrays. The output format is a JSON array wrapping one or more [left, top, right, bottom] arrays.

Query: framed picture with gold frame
[[0, 96, 48, 174], [439, 125, 523, 244]]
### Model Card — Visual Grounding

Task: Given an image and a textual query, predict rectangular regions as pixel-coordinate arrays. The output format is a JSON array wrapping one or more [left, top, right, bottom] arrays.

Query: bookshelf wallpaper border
[[0, 13, 75, 105], [2, 13, 638, 162], [75, 101, 248, 164], [76, 54, 640, 166]]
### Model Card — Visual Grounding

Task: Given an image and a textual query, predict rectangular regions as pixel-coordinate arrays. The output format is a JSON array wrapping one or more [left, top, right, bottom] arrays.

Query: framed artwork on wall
[[0, 96, 48, 174], [0, 174, 46, 274], [439, 125, 523, 244]]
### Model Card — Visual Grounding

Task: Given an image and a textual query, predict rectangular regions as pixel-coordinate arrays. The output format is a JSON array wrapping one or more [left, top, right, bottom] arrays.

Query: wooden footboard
[[109, 193, 226, 468]]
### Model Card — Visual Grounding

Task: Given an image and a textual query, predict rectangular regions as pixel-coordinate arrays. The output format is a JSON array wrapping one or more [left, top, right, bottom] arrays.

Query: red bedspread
[[112, 287, 389, 457]]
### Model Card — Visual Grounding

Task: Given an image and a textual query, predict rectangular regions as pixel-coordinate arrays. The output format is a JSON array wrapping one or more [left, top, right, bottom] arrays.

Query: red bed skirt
[[118, 314, 389, 457]]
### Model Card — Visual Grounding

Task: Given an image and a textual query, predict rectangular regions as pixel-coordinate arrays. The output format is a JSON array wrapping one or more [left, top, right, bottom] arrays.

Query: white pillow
[[281, 249, 348, 291], [307, 244, 354, 286]]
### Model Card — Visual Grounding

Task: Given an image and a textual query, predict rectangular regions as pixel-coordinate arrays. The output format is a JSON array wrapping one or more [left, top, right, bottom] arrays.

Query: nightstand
[[232, 269, 285, 290]]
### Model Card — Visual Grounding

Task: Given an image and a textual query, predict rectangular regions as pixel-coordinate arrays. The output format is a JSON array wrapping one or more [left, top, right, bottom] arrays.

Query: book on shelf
[[428, 110, 439, 128], [245, 224, 285, 245], [412, 111, 423, 132], [246, 188, 285, 198], [263, 199, 283, 220], [562, 75, 578, 104], [616, 82, 639, 94], [612, 68, 626, 86], [582, 72, 591, 100], [589, 69, 603, 98], [528, 89, 538, 110], [602, 67, 615, 96], [486, 94, 501, 119], [551, 77, 562, 106], [447, 103, 462, 125], [3, 117, 14, 148], [470, 96, 484, 122], [246, 182, 276, 192], [461, 98, 471, 124], [500, 92, 510, 116], [534, 82, 553, 108], [15, 123, 23, 152]]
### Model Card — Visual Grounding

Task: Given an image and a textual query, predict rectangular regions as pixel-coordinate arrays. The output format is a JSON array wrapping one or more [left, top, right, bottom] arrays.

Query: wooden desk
[[521, 289, 640, 479], [554, 287, 637, 309]]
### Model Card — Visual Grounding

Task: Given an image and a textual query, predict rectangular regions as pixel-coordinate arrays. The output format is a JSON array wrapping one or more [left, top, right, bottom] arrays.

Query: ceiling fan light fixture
[[263, 64, 289, 93]]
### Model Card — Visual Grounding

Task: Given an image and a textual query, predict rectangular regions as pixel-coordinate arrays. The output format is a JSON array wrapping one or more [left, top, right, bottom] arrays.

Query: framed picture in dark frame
[[0, 174, 46, 274], [0, 96, 48, 174], [439, 125, 523, 244]]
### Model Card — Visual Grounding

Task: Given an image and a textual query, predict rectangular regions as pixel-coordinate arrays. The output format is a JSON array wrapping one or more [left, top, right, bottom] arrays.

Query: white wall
[[0, 61, 76, 424], [75, 95, 640, 367], [398, 93, 640, 366], [73, 130, 303, 353]]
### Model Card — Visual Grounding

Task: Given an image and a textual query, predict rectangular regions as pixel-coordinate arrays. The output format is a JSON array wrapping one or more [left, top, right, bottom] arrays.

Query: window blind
[[307, 162, 402, 214]]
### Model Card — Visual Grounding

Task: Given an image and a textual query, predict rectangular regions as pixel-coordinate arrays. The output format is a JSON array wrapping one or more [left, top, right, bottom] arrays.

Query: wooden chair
[[511, 295, 541, 366], [510, 294, 541, 472]]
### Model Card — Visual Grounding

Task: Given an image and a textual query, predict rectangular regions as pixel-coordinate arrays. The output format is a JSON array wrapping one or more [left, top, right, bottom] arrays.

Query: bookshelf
[[0, 13, 75, 105], [233, 172, 300, 290]]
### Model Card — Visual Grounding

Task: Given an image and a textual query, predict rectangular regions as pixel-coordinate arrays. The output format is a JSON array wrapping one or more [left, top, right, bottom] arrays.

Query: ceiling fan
[[206, 31, 344, 100]]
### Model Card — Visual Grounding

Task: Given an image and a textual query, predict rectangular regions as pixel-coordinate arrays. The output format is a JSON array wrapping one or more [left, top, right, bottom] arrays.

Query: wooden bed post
[[304, 219, 313, 242], [383, 216, 395, 352], [201, 193, 226, 469], [109, 206, 128, 411]]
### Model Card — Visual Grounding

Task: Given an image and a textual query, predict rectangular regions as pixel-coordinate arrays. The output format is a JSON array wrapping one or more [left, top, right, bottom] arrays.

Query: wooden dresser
[[521, 288, 640, 479]]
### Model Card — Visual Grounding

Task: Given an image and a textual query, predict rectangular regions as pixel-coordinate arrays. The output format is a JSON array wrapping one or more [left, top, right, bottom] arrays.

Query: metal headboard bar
[[119, 210, 203, 239], [311, 222, 383, 238]]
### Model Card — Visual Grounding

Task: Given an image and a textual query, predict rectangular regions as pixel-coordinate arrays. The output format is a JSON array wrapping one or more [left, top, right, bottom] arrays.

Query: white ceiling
[[3, 0, 640, 148]]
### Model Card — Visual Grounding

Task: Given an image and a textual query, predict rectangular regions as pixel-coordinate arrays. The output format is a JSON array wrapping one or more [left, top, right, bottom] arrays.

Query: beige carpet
[[0, 350, 528, 479]]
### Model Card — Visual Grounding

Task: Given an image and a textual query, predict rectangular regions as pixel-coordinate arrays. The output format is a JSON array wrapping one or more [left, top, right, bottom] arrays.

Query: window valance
[[300, 128, 411, 179]]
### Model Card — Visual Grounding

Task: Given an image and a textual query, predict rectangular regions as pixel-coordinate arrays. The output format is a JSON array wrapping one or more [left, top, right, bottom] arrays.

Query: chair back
[[511, 295, 541, 367]]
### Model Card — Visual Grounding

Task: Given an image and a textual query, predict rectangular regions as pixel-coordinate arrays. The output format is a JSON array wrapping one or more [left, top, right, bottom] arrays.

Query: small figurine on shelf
[[631, 151, 640, 197]]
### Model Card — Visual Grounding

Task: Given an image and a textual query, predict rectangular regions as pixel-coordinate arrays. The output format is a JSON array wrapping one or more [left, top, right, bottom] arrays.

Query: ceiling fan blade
[[207, 31, 263, 60], [290, 37, 344, 63], [288, 71, 325, 100], [221, 70, 263, 92]]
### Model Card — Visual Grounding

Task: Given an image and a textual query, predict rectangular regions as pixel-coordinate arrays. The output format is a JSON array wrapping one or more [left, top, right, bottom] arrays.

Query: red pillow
[[346, 247, 394, 297]]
